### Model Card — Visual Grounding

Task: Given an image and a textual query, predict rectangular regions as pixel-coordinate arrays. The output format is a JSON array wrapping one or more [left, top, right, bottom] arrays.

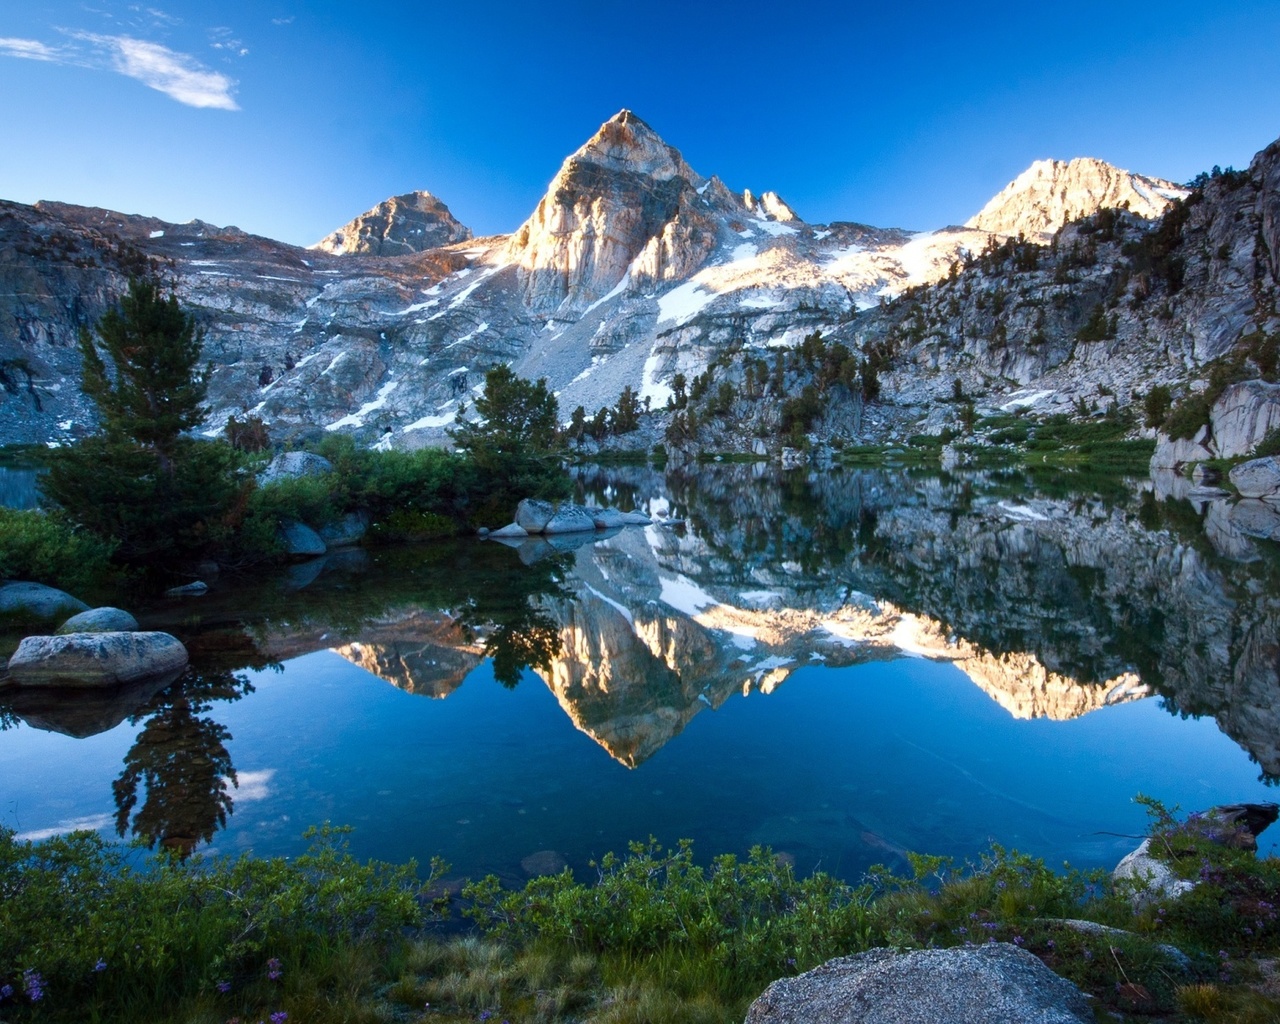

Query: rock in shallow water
[[744, 944, 1092, 1024], [7, 631, 189, 687], [0, 581, 88, 621]]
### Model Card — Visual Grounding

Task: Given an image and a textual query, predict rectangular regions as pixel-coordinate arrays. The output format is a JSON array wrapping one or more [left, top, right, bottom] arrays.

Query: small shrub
[[0, 508, 119, 600]]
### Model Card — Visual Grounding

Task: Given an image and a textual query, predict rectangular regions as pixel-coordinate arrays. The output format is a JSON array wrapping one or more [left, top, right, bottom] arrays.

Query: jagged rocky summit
[[1, 109, 1277, 455]]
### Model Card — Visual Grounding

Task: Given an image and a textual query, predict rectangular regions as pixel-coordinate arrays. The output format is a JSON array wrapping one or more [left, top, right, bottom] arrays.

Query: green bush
[[0, 508, 119, 601], [0, 824, 443, 1024]]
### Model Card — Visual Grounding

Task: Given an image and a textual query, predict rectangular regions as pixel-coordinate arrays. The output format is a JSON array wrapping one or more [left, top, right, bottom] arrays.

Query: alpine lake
[[2, 462, 1277, 888]]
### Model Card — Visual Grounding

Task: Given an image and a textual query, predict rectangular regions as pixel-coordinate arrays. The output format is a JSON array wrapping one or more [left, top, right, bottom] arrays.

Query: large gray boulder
[[515, 498, 557, 534], [1230, 455, 1280, 498], [279, 520, 327, 557], [590, 507, 629, 529], [620, 510, 653, 525], [543, 503, 598, 534], [7, 631, 189, 687], [56, 607, 139, 634], [744, 945, 1092, 1024], [318, 511, 368, 547], [259, 451, 333, 484], [1112, 838, 1196, 908], [0, 581, 89, 621]]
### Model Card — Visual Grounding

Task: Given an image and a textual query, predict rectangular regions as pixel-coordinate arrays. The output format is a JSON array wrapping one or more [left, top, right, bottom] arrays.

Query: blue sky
[[2, 1, 1278, 246]]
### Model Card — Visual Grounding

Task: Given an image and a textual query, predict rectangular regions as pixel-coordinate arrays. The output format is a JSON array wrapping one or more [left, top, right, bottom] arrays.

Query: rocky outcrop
[[515, 498, 557, 534], [543, 504, 597, 534], [1112, 839, 1197, 908], [312, 191, 472, 256], [966, 156, 1187, 241], [56, 607, 139, 634], [0, 582, 88, 621], [1209, 381, 1280, 458], [745, 945, 1093, 1024], [1231, 455, 1280, 498], [6, 631, 188, 687], [259, 451, 334, 483]]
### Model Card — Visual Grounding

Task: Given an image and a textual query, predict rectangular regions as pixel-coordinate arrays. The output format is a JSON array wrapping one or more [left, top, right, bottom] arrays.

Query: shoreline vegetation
[[1, 800, 1277, 1024]]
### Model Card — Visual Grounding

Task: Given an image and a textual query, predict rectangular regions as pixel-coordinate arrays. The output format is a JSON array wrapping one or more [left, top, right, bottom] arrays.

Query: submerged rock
[[164, 581, 209, 597], [744, 944, 1092, 1024], [0, 582, 88, 622], [56, 607, 139, 634], [520, 850, 568, 876], [7, 631, 189, 687]]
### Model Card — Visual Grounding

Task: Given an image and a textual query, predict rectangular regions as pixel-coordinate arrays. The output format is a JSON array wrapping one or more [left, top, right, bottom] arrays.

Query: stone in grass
[[7, 631, 189, 688], [56, 607, 139, 634], [744, 944, 1093, 1024]]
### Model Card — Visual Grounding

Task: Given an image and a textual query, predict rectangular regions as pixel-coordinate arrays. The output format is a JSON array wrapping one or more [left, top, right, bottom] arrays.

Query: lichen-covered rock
[[744, 944, 1092, 1024], [591, 507, 629, 529], [515, 498, 558, 534], [56, 607, 139, 634], [543, 504, 598, 534], [0, 581, 88, 621], [7, 631, 189, 687], [1230, 455, 1280, 498], [259, 451, 334, 484]]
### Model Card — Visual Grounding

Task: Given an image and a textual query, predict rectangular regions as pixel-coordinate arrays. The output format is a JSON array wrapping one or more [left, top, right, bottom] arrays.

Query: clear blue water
[[2, 465, 1278, 880]]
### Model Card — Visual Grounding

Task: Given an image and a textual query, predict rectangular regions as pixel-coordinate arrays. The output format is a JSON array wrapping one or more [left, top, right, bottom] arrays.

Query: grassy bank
[[2, 802, 1277, 1023]]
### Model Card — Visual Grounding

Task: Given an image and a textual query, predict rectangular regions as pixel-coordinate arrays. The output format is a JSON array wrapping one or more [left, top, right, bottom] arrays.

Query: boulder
[[1112, 838, 1197, 907], [489, 522, 529, 538], [4, 673, 176, 738], [56, 607, 139, 635], [258, 451, 333, 483], [1230, 498, 1280, 541], [543, 503, 598, 534], [515, 498, 557, 534], [619, 510, 653, 525], [318, 511, 368, 547], [744, 944, 1092, 1024], [1230, 455, 1280, 498], [279, 520, 327, 557], [164, 581, 208, 597], [1149, 427, 1214, 471], [7, 631, 189, 688], [591, 507, 629, 529], [0, 582, 88, 622]]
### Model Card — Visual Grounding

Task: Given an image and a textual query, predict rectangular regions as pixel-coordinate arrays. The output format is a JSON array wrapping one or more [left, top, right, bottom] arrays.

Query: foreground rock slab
[[744, 944, 1092, 1024], [7, 631, 189, 687]]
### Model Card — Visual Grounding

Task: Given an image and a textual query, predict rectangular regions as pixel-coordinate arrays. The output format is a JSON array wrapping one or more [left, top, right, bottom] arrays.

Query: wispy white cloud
[[0, 37, 64, 61], [228, 768, 275, 802], [16, 813, 114, 842], [0, 29, 240, 110], [271, 16, 295, 26], [209, 26, 249, 58]]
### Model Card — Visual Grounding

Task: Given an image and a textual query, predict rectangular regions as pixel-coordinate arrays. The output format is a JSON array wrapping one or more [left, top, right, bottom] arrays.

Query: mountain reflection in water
[[2, 464, 1277, 869]]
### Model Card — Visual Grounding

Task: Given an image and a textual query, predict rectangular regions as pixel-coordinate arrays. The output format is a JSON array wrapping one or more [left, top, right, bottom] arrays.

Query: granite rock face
[[744, 945, 1093, 1024], [312, 191, 472, 256], [1231, 455, 1280, 498], [260, 451, 334, 483]]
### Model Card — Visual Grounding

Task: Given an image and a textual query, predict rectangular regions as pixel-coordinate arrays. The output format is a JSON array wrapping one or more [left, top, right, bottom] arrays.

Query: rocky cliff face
[[312, 191, 472, 256], [1, 112, 1272, 450], [966, 157, 1187, 241]]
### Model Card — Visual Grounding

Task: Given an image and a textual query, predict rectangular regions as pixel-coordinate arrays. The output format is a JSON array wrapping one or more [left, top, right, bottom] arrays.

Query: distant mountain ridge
[[0, 110, 1269, 453]]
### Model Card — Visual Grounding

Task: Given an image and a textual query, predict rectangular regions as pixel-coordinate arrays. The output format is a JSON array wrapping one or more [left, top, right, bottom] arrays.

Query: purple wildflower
[[23, 969, 45, 1002], [0, 984, 12, 999], [1013, 935, 1024, 946], [270, 1013, 288, 1024], [479, 1013, 492, 1022], [266, 957, 283, 981], [1083, 949, 1093, 961], [94, 959, 107, 972], [216, 981, 232, 994]]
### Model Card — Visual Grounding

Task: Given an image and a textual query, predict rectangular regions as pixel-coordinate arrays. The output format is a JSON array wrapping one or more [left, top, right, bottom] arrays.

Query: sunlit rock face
[[966, 157, 1188, 241], [506, 110, 723, 315], [330, 611, 484, 698], [312, 191, 473, 256]]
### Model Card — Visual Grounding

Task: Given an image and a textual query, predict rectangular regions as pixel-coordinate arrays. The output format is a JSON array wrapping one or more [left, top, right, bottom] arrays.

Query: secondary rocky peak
[[569, 109, 702, 183], [743, 188, 800, 222], [312, 190, 472, 256], [966, 156, 1189, 241]]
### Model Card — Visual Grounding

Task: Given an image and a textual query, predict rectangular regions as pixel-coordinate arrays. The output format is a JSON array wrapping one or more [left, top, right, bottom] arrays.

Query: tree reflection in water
[[112, 669, 255, 858]]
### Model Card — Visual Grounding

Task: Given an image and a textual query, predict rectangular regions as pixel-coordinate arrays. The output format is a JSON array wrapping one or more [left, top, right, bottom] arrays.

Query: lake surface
[[2, 463, 1278, 883]]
